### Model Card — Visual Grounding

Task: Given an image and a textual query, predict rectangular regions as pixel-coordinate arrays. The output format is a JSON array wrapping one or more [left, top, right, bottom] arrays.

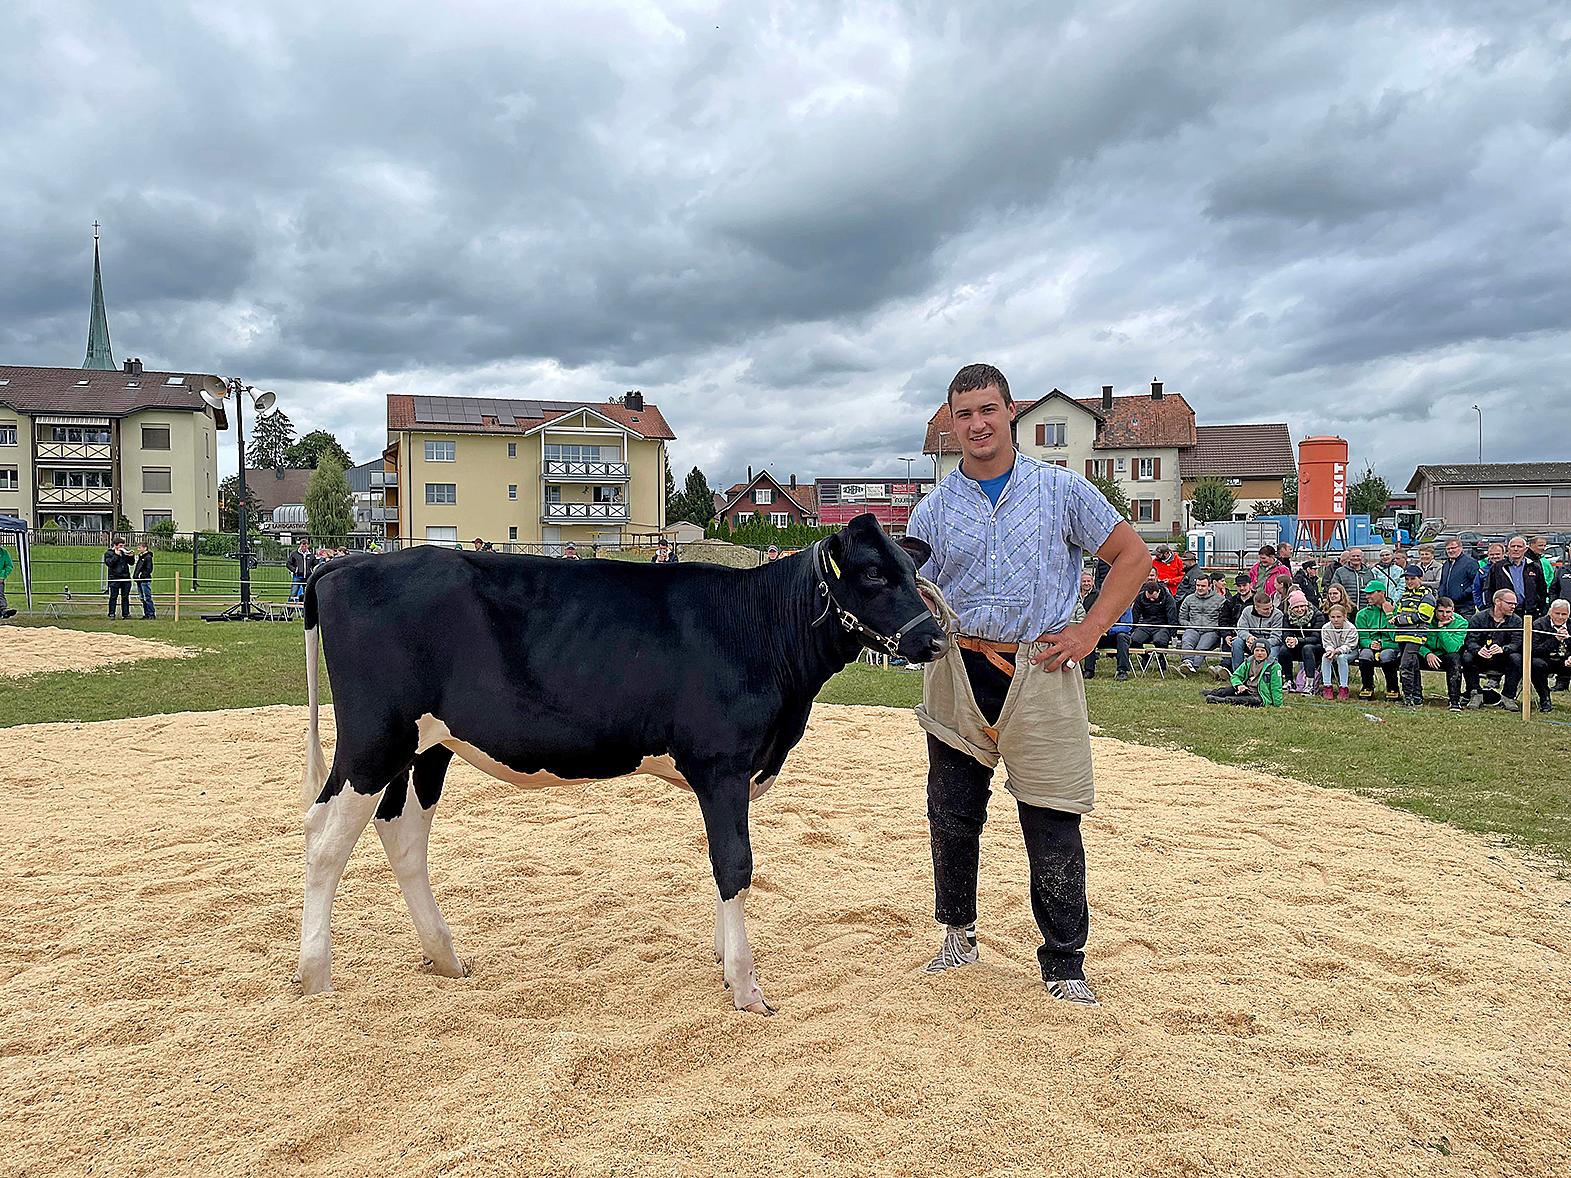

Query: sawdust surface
[[1, 625, 193, 679], [2, 704, 1568, 1177]]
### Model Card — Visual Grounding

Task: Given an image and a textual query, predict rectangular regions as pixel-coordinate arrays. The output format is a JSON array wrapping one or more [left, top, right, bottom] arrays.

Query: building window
[[0, 423, 16, 446], [771, 512, 790, 527], [544, 443, 616, 462], [507, 442, 517, 458], [141, 426, 171, 451], [0, 467, 17, 491], [754, 488, 774, 504], [425, 526, 459, 544], [1086, 459, 1113, 480], [50, 425, 111, 444], [1134, 499, 1160, 523], [1051, 460, 1068, 468], [143, 468, 173, 494], [545, 485, 561, 504], [424, 440, 456, 462], [593, 485, 623, 504], [1136, 457, 1157, 481], [143, 512, 172, 529], [508, 526, 518, 540], [736, 511, 753, 524], [508, 484, 518, 500], [425, 483, 457, 505], [1035, 420, 1067, 448]]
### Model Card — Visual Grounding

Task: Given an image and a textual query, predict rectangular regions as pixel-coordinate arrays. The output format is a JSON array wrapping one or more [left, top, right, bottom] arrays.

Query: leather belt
[[955, 636, 1019, 677]]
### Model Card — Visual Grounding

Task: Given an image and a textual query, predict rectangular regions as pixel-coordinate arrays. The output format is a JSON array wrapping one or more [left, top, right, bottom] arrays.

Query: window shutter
[[1084, 460, 1094, 478], [1153, 457, 1162, 481], [1036, 423, 1046, 446], [1153, 498, 1161, 522]]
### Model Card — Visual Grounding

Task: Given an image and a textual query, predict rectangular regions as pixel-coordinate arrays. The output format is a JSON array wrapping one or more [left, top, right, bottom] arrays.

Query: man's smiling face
[[950, 384, 1015, 468]]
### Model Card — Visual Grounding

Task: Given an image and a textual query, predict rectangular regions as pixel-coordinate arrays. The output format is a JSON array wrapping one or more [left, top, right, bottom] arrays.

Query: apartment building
[[384, 391, 675, 548], [0, 362, 225, 532]]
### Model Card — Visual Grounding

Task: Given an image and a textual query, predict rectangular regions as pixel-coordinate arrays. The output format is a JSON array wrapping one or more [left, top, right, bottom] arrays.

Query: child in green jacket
[[1204, 641, 1284, 707], [1422, 596, 1470, 710]]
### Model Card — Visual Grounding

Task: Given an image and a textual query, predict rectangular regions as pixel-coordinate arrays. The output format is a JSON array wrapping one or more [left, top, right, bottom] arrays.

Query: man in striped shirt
[[906, 363, 1149, 1005]]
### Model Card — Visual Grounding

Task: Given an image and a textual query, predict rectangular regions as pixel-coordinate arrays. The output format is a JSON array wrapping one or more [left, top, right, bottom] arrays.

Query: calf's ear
[[897, 535, 932, 569]]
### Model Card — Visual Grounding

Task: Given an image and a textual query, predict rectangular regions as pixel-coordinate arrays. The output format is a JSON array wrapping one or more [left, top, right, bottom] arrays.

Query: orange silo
[[1297, 436, 1349, 549]]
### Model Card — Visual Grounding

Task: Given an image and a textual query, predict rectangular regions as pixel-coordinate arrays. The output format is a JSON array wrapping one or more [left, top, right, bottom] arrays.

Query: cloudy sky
[[3, 0, 1569, 490]]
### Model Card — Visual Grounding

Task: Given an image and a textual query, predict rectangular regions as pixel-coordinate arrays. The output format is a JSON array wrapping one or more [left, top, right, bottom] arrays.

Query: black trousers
[[1278, 641, 1321, 679], [1414, 649, 1464, 704], [927, 648, 1089, 981], [1531, 655, 1571, 698], [1204, 685, 1262, 706], [106, 581, 130, 617], [1463, 650, 1522, 699]]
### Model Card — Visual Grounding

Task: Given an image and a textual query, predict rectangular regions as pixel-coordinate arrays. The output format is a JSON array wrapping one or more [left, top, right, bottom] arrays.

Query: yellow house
[[384, 392, 676, 549], [0, 363, 224, 532]]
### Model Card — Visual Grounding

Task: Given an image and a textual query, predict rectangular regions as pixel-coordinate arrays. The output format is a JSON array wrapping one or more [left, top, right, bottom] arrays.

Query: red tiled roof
[[386, 394, 675, 439], [0, 364, 228, 428], [1179, 423, 1295, 480], [719, 469, 818, 518], [923, 391, 1197, 454]]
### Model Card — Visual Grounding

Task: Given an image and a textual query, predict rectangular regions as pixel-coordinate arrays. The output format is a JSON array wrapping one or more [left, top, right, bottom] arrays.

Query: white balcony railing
[[542, 501, 629, 523], [36, 441, 113, 464], [38, 484, 114, 506], [541, 459, 629, 481]]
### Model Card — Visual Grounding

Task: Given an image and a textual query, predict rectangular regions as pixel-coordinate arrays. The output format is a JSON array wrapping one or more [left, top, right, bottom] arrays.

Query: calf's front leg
[[695, 778, 773, 1015]]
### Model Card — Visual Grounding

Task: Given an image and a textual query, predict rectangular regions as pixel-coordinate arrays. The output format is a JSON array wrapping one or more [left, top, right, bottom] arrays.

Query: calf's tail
[[301, 578, 329, 813]]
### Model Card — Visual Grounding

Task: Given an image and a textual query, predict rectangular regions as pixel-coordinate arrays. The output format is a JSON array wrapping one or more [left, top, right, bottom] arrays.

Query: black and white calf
[[294, 514, 946, 1013]]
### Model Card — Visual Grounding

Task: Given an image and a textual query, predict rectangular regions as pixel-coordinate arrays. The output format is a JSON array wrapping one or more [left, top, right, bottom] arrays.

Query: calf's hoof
[[422, 955, 470, 979]]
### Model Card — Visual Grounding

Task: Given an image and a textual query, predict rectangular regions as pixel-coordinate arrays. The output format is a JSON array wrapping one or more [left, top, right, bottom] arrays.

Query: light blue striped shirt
[[906, 452, 1123, 643]]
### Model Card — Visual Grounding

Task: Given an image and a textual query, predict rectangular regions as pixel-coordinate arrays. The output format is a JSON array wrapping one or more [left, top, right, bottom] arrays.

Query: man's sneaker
[[1358, 687, 1373, 700], [1467, 694, 1484, 709], [1498, 695, 1518, 710], [1449, 701, 1464, 712], [1115, 671, 1130, 682], [1178, 662, 1194, 676], [1539, 695, 1553, 713], [923, 924, 978, 973], [1044, 977, 1101, 1006], [1208, 664, 1227, 681]]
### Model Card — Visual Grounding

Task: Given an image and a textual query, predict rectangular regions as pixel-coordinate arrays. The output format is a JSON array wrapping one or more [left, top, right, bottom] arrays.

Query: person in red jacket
[[1151, 544, 1184, 596]]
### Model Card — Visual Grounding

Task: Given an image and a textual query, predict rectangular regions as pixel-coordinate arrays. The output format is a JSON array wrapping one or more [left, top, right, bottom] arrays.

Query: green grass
[[24, 542, 295, 601], [4, 618, 1568, 862]]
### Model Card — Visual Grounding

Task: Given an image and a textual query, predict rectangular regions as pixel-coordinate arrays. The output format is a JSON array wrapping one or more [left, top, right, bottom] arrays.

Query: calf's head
[[819, 514, 949, 663]]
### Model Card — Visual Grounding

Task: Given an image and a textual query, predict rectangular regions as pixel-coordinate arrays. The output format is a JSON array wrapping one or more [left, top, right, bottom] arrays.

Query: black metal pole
[[235, 379, 252, 619]]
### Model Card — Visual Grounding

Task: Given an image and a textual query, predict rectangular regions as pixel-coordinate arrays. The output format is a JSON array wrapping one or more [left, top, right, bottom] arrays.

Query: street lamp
[[900, 456, 916, 483], [1471, 405, 1482, 463], [194, 375, 278, 621], [934, 433, 950, 482]]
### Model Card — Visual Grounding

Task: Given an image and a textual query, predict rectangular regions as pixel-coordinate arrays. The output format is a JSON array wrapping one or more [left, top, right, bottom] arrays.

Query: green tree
[[1251, 500, 1286, 518], [218, 474, 264, 534], [665, 460, 679, 522], [284, 429, 354, 471], [1086, 473, 1132, 521], [1348, 468, 1390, 519], [680, 466, 716, 524], [247, 409, 297, 470], [1280, 475, 1299, 516], [147, 518, 179, 548], [1191, 477, 1236, 524], [304, 456, 354, 541]]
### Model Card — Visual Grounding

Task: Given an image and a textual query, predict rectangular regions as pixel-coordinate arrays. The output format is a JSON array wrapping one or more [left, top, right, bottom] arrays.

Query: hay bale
[[678, 539, 763, 568]]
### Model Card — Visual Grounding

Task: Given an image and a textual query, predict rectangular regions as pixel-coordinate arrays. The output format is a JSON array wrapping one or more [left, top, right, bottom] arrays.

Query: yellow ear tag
[[827, 553, 841, 578]]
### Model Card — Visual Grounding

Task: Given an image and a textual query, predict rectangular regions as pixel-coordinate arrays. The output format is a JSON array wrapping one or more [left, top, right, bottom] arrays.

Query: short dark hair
[[947, 363, 1012, 406], [1437, 596, 1455, 609]]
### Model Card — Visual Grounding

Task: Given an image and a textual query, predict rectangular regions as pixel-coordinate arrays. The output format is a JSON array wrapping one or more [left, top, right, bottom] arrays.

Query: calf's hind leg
[[375, 747, 467, 979], [295, 775, 382, 995]]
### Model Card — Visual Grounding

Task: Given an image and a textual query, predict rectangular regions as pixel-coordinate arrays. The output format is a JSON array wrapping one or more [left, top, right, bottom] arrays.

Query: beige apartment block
[[0, 364, 225, 533], [385, 392, 676, 549]]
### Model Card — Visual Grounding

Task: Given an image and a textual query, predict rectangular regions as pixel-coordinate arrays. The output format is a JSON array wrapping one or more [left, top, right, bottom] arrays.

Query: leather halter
[[808, 540, 935, 656]]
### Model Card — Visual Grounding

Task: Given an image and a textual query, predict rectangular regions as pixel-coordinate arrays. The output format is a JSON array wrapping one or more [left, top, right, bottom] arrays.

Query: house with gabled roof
[[717, 467, 818, 528], [923, 379, 1293, 535]]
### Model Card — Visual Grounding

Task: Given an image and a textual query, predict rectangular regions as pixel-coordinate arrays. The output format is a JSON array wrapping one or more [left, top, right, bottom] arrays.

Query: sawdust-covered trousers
[[924, 645, 1090, 982]]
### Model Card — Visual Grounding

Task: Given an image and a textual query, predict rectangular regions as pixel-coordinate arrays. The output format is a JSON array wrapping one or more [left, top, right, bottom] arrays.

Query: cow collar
[[808, 540, 933, 657]]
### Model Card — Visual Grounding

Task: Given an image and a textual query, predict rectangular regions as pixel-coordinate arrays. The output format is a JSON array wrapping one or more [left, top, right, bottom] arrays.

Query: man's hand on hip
[[1031, 622, 1097, 671]]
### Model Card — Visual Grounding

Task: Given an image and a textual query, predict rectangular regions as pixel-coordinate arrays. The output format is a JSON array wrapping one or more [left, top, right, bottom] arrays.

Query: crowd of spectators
[[1077, 533, 1569, 712]]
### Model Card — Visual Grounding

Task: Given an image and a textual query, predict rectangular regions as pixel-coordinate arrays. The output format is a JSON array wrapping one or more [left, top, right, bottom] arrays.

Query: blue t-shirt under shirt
[[977, 469, 1011, 507]]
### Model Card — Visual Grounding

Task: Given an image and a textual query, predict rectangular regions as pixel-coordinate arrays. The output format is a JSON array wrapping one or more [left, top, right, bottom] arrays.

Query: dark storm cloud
[[2, 0, 1568, 486]]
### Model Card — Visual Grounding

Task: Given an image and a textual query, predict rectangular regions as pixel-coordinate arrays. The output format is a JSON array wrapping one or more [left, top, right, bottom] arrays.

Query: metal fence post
[[174, 571, 181, 624], [192, 531, 199, 590]]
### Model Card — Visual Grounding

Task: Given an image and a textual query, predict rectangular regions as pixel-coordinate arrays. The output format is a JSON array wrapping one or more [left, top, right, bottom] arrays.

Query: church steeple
[[83, 221, 115, 370]]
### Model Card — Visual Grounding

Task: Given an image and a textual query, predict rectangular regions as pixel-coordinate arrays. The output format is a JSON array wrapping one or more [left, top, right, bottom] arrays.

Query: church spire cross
[[83, 222, 115, 370]]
